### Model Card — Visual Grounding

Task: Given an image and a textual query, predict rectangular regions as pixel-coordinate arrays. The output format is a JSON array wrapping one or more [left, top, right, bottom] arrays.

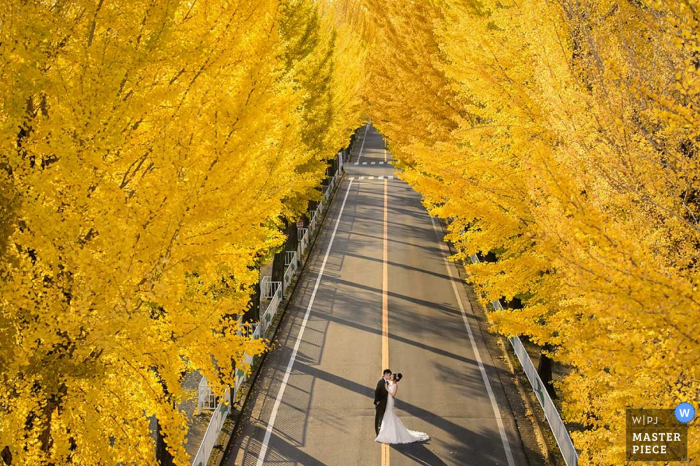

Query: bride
[[375, 373, 430, 444]]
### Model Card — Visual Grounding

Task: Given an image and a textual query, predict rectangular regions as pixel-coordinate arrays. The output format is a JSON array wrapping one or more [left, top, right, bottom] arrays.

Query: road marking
[[256, 180, 356, 466], [381, 178, 390, 466], [382, 443, 390, 465], [382, 178, 389, 370], [356, 123, 370, 164], [429, 217, 516, 466]]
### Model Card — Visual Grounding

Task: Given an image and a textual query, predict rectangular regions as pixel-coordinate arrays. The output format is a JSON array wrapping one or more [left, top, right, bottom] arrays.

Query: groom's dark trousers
[[374, 379, 389, 435]]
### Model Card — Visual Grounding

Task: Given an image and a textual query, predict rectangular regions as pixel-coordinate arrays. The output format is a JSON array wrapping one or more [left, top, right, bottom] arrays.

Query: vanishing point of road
[[223, 125, 537, 466]]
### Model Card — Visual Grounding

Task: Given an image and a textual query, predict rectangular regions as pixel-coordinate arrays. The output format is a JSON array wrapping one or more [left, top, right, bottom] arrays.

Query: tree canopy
[[363, 0, 700, 464], [1, 0, 698, 464], [0, 0, 365, 463]]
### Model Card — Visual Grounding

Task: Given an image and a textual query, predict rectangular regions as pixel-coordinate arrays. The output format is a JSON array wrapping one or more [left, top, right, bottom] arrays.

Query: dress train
[[374, 384, 429, 444]]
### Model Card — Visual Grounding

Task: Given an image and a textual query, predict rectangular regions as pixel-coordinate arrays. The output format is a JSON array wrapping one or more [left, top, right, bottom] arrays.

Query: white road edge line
[[356, 123, 370, 164], [256, 180, 355, 466], [429, 216, 516, 466]]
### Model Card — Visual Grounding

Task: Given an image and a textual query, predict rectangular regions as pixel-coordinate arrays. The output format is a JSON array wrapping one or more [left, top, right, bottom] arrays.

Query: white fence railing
[[190, 147, 347, 466], [260, 280, 283, 336], [194, 325, 261, 465], [252, 322, 261, 339], [309, 209, 318, 234], [191, 388, 231, 466], [283, 251, 298, 291], [232, 324, 261, 400], [260, 276, 280, 299], [285, 250, 297, 267], [298, 228, 309, 259], [469, 254, 578, 466], [197, 376, 217, 412], [511, 336, 578, 466], [327, 175, 336, 198]]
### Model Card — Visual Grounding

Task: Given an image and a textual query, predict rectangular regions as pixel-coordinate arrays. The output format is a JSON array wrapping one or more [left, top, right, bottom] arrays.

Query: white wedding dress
[[375, 382, 430, 444]]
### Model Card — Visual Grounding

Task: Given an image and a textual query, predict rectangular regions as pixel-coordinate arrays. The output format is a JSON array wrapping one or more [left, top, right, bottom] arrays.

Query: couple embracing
[[373, 369, 430, 444]]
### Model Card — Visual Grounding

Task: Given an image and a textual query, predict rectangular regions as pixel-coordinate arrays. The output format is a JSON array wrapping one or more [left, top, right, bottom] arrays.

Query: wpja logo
[[625, 404, 693, 461], [675, 402, 695, 424]]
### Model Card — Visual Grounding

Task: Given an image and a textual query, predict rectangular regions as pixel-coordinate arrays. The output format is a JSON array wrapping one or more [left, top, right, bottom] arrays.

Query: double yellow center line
[[381, 179, 390, 466]]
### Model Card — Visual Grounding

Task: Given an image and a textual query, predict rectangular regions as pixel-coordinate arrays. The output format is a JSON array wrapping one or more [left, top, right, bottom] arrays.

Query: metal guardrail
[[468, 254, 579, 466], [260, 282, 282, 336], [232, 324, 261, 400], [260, 276, 281, 299], [197, 376, 217, 412], [194, 321, 263, 465], [297, 228, 309, 259], [510, 337, 578, 466], [324, 177, 336, 203], [283, 251, 297, 291], [260, 158, 339, 340], [309, 210, 317, 234], [190, 146, 347, 466], [191, 388, 231, 466], [284, 250, 297, 266]]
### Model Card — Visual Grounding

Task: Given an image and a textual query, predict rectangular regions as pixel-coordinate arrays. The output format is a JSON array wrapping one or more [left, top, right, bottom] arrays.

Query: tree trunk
[[154, 418, 174, 466], [242, 280, 260, 323], [2, 446, 12, 465], [271, 247, 286, 285], [537, 344, 557, 399], [286, 221, 298, 248]]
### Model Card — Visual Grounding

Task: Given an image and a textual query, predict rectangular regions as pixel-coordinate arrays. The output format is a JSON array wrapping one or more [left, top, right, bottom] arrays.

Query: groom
[[374, 369, 392, 435]]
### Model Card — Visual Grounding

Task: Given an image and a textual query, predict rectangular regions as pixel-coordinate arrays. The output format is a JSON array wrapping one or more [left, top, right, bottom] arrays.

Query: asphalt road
[[223, 125, 533, 466]]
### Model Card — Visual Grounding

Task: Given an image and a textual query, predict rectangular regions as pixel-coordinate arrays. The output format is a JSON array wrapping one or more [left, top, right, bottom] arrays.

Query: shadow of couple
[[388, 442, 449, 466]]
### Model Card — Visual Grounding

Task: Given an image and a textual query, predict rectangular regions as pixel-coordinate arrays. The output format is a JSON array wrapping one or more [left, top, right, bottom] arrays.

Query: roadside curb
[[211, 169, 347, 466]]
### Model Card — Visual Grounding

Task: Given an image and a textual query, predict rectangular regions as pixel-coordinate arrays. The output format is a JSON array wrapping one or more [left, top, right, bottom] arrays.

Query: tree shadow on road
[[391, 442, 449, 466]]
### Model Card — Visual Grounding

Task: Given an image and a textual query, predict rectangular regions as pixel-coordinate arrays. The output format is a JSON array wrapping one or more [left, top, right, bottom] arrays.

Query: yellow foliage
[[364, 0, 700, 464], [0, 0, 365, 464]]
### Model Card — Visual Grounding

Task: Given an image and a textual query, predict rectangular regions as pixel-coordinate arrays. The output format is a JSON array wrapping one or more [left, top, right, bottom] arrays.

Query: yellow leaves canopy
[[0, 0, 365, 464], [363, 0, 700, 464]]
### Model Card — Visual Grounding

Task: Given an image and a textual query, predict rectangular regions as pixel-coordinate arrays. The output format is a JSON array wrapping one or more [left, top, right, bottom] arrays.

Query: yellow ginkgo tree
[[0, 0, 366, 464], [363, 0, 700, 464]]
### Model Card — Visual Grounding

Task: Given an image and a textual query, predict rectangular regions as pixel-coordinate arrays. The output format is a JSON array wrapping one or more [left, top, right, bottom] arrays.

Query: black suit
[[374, 378, 389, 435]]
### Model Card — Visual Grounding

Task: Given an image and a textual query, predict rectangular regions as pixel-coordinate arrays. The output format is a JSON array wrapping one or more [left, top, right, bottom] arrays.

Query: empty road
[[223, 125, 536, 466]]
